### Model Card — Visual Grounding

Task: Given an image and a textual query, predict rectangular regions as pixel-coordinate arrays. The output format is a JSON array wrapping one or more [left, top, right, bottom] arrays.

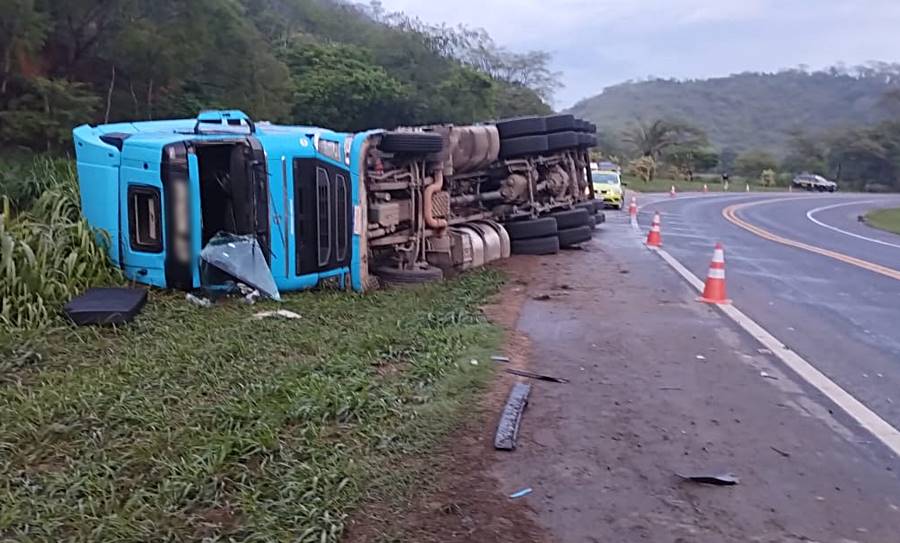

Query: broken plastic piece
[[509, 488, 533, 499], [186, 293, 213, 308], [491, 355, 511, 363], [252, 310, 301, 320], [495, 383, 531, 450], [200, 232, 281, 301], [677, 473, 740, 486], [504, 368, 569, 383]]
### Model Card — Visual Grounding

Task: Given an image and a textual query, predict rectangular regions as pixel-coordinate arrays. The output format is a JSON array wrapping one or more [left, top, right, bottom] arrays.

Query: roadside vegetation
[[865, 207, 900, 235], [0, 269, 502, 541], [622, 176, 784, 194]]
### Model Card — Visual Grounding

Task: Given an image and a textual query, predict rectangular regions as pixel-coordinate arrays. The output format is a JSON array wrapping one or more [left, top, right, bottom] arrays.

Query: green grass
[[623, 176, 786, 194], [0, 271, 503, 542], [866, 207, 900, 235]]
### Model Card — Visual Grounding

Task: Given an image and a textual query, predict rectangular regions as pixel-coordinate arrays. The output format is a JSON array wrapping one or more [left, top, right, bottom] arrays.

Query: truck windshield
[[592, 173, 619, 184]]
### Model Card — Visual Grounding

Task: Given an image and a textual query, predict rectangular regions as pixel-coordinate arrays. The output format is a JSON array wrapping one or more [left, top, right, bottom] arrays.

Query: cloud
[[373, 0, 900, 108]]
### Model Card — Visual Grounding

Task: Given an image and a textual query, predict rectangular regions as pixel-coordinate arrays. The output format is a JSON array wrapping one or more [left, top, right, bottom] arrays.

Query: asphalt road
[[634, 191, 900, 442]]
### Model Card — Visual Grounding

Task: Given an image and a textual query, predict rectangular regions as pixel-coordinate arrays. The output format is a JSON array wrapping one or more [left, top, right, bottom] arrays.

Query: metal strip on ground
[[650, 245, 900, 457]]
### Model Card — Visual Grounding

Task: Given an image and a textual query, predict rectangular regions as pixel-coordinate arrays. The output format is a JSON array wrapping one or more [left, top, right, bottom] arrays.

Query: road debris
[[771, 446, 791, 458], [761, 371, 779, 380], [252, 310, 301, 320], [495, 383, 531, 450], [695, 354, 706, 360], [509, 488, 533, 499], [678, 473, 740, 486], [186, 293, 213, 308], [491, 355, 511, 363], [504, 368, 569, 383], [532, 294, 552, 301], [200, 233, 281, 301], [63, 287, 148, 325], [659, 386, 683, 391], [470, 359, 479, 366]]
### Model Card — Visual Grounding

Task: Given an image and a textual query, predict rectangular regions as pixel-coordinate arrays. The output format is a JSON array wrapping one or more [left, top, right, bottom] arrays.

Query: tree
[[781, 130, 828, 174], [622, 119, 706, 159], [760, 168, 776, 187], [735, 150, 778, 178], [282, 41, 409, 131], [628, 155, 657, 182], [662, 145, 718, 179]]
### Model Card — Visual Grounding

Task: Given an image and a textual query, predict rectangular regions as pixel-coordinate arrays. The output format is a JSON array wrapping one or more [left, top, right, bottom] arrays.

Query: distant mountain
[[567, 68, 900, 156]]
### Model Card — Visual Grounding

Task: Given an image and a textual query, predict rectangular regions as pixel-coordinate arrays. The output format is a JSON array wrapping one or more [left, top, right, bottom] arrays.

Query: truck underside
[[362, 114, 598, 284]]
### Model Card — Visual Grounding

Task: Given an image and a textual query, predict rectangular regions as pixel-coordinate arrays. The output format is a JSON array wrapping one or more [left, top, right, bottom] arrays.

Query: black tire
[[587, 123, 597, 134], [575, 201, 599, 216], [543, 114, 576, 133], [511, 235, 560, 255], [504, 217, 558, 240], [558, 225, 592, 248], [578, 133, 598, 148], [550, 208, 590, 229], [496, 116, 547, 139], [547, 131, 579, 151], [595, 211, 606, 224], [379, 132, 444, 154], [374, 265, 443, 285], [588, 214, 597, 230], [500, 135, 549, 159]]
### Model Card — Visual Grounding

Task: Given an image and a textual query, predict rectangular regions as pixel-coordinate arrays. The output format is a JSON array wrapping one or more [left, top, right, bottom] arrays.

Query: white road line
[[807, 201, 900, 250], [651, 245, 900, 457]]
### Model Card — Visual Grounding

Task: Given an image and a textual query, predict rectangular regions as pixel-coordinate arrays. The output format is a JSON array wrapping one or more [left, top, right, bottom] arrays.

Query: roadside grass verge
[[865, 207, 900, 235], [0, 271, 503, 542]]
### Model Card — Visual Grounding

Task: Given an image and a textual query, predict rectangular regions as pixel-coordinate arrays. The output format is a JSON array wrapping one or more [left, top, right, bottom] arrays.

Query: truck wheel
[[595, 211, 606, 224], [379, 132, 444, 154], [374, 265, 444, 285], [543, 114, 576, 133], [499, 135, 549, 158], [551, 208, 590, 229], [511, 235, 560, 255], [587, 123, 597, 134], [575, 201, 599, 216], [547, 131, 580, 151], [496, 116, 547, 139], [588, 215, 597, 231], [578, 133, 598, 148], [504, 217, 558, 240], [558, 225, 593, 248]]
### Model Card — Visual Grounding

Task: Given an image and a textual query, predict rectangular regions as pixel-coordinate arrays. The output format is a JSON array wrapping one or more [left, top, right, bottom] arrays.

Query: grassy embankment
[[865, 207, 900, 235], [0, 156, 504, 541]]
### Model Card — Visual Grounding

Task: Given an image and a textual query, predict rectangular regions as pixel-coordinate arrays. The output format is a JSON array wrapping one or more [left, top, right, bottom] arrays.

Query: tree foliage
[[0, 0, 554, 152], [735, 150, 778, 178]]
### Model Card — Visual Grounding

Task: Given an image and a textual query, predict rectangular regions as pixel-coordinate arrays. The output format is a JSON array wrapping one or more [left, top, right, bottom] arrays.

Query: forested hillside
[[0, 0, 552, 153], [568, 67, 900, 156]]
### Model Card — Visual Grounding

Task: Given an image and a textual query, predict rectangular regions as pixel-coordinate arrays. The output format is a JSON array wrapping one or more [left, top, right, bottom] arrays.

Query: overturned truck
[[73, 110, 600, 293]]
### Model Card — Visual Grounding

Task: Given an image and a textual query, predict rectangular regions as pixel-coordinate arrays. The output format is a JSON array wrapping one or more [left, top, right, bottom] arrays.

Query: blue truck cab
[[74, 110, 371, 293]]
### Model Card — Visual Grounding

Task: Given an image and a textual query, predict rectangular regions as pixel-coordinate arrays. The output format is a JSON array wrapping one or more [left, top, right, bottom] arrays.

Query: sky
[[373, 0, 900, 108]]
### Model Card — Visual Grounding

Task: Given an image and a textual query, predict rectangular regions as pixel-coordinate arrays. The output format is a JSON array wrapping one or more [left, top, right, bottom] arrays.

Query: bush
[[0, 159, 120, 329]]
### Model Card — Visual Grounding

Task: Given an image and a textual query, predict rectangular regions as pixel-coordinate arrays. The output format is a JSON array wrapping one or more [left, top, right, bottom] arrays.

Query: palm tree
[[622, 119, 705, 158]]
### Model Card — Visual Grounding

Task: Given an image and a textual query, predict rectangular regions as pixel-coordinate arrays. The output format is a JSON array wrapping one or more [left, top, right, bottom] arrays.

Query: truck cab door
[[119, 141, 193, 288]]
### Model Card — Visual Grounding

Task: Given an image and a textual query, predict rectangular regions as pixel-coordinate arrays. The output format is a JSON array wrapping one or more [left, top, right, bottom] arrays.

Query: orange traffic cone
[[628, 196, 638, 217], [703, 183, 709, 193], [645, 211, 662, 247], [670, 185, 676, 197], [699, 243, 731, 304]]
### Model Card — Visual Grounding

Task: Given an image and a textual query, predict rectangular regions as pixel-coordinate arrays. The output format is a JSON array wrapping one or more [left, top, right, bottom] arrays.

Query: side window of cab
[[128, 185, 163, 252]]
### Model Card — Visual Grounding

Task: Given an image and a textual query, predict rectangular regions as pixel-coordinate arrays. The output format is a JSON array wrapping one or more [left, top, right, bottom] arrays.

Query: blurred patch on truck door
[[354, 205, 363, 236]]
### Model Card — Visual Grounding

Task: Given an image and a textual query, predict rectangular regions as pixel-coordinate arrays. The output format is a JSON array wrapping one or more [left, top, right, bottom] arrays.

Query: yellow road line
[[723, 199, 900, 281]]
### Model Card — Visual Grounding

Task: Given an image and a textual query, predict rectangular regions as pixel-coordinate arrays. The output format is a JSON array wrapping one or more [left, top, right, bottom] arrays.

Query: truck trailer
[[72, 110, 600, 294]]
